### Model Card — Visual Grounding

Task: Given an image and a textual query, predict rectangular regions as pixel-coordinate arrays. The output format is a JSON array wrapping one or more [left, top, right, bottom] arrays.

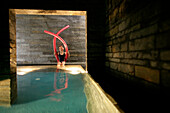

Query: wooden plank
[[15, 9, 86, 16]]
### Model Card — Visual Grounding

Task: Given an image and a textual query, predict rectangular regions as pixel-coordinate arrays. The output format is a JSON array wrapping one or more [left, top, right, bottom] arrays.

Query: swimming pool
[[0, 65, 123, 113]]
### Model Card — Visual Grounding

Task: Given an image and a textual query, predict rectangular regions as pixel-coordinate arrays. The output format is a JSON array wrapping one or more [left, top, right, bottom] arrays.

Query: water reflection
[[0, 67, 88, 113], [45, 69, 68, 102]]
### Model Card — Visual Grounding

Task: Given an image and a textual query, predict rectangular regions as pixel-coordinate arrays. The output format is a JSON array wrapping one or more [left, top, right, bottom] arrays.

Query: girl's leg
[[62, 61, 65, 66], [57, 62, 61, 67]]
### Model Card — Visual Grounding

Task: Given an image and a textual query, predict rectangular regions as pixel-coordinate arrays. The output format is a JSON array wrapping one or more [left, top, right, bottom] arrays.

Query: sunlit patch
[[65, 67, 85, 75], [17, 67, 42, 75], [56, 65, 87, 75], [70, 70, 80, 75], [17, 68, 34, 75], [20, 68, 33, 72], [17, 71, 26, 75], [17, 65, 88, 76], [35, 78, 40, 80]]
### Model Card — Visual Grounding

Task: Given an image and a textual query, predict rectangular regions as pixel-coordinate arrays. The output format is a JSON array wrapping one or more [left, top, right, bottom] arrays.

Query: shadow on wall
[[101, 70, 161, 113]]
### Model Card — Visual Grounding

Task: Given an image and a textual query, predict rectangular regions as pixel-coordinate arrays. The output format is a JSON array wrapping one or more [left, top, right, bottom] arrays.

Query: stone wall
[[16, 15, 86, 68], [83, 73, 123, 113], [105, 0, 170, 88], [0, 9, 17, 106]]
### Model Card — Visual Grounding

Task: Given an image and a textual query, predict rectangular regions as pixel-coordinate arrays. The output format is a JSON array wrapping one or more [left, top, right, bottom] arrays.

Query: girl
[[55, 45, 70, 67]]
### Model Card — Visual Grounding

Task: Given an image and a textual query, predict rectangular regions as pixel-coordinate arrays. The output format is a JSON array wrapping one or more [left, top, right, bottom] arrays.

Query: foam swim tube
[[44, 25, 70, 62]]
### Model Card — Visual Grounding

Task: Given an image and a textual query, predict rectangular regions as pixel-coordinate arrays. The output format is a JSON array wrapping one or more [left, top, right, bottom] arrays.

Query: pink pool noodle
[[44, 25, 69, 62]]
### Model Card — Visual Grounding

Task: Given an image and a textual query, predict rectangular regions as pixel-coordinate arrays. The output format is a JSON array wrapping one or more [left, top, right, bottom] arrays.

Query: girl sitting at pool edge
[[54, 45, 70, 67]]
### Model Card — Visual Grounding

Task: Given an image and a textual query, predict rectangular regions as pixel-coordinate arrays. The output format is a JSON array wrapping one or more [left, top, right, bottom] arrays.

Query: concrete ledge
[[83, 73, 124, 113]]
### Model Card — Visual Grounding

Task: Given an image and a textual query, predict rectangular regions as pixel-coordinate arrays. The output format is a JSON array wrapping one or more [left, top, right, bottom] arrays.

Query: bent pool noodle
[[56, 25, 70, 36], [56, 25, 69, 61], [44, 27, 69, 62], [44, 31, 69, 62], [53, 36, 60, 62], [45, 25, 69, 61], [56, 35, 69, 61]]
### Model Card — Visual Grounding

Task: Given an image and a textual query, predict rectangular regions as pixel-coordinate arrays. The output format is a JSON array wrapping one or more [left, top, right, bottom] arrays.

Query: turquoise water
[[0, 68, 88, 113]]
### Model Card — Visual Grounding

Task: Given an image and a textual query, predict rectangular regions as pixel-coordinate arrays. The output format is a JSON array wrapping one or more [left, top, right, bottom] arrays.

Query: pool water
[[0, 68, 88, 113]]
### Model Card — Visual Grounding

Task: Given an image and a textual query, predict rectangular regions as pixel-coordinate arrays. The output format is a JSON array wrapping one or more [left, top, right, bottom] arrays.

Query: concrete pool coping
[[17, 65, 124, 113]]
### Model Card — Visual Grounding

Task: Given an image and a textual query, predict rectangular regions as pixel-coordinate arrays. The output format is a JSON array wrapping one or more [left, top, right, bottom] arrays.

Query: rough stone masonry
[[105, 0, 170, 88], [16, 15, 86, 68]]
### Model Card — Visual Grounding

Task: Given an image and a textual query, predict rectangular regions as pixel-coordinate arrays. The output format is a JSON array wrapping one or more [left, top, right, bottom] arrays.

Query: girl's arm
[[67, 51, 70, 57], [54, 52, 59, 55]]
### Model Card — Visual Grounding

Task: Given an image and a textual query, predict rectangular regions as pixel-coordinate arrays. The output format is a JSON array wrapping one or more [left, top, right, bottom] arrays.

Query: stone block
[[119, 0, 126, 15], [10, 66, 16, 74], [130, 24, 158, 40], [119, 35, 127, 43], [124, 52, 138, 58], [150, 61, 158, 68], [0, 79, 10, 86], [112, 44, 120, 52], [0, 99, 10, 106], [129, 35, 154, 51], [120, 42, 128, 51], [109, 7, 118, 21], [0, 86, 10, 92], [160, 50, 170, 61], [113, 52, 124, 58], [121, 59, 147, 66], [110, 62, 119, 70], [0, 93, 10, 100], [125, 24, 141, 34], [109, 7, 119, 25], [0, 78, 11, 106], [115, 31, 125, 38], [119, 18, 130, 31], [113, 35, 127, 44], [161, 62, 170, 70], [112, 39, 118, 44], [108, 58, 120, 62], [135, 66, 160, 84], [105, 53, 113, 58], [109, 26, 119, 36], [106, 46, 112, 52], [137, 51, 158, 60], [118, 63, 134, 75]]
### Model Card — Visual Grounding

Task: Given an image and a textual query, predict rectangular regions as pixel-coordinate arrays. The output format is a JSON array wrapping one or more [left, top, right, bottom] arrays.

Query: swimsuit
[[59, 52, 65, 62]]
